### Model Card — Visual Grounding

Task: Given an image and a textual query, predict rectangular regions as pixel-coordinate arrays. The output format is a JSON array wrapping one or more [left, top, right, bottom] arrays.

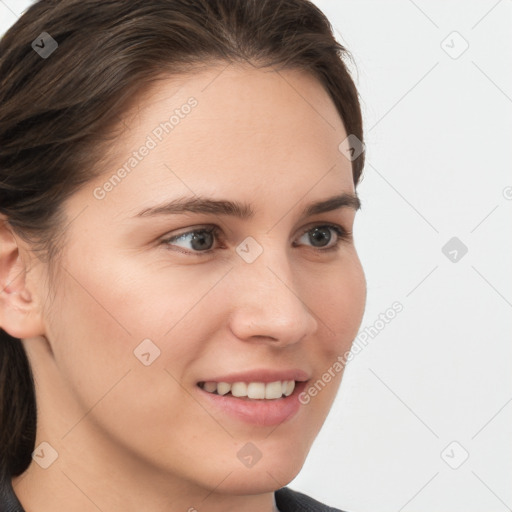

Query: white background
[[1, 1, 511, 511]]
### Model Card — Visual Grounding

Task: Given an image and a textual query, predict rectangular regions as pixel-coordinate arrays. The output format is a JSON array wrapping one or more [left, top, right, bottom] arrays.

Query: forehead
[[82, 64, 354, 220]]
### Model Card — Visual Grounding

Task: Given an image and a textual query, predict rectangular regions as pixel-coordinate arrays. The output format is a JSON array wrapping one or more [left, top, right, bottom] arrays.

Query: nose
[[226, 248, 319, 347]]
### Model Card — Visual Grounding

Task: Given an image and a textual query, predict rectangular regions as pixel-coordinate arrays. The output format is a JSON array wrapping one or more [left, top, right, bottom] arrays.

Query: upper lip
[[197, 368, 310, 384]]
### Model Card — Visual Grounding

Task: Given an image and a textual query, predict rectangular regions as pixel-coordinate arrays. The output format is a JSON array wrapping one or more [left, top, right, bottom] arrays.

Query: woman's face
[[26, 64, 366, 497]]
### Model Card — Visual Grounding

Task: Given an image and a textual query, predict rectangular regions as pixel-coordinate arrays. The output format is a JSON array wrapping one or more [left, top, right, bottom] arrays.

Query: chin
[[210, 448, 309, 495]]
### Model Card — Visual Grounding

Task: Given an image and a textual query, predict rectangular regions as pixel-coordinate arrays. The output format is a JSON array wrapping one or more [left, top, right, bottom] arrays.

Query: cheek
[[46, 276, 138, 415], [47, 254, 220, 407], [46, 266, 217, 466], [297, 255, 366, 410], [312, 253, 366, 356], [339, 258, 366, 337], [44, 262, 167, 408]]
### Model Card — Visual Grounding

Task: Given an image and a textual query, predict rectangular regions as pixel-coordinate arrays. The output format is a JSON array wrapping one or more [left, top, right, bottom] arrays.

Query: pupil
[[310, 227, 331, 247], [191, 231, 213, 250]]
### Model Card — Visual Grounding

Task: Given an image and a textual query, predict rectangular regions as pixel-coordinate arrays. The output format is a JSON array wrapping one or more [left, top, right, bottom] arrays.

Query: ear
[[0, 215, 46, 339]]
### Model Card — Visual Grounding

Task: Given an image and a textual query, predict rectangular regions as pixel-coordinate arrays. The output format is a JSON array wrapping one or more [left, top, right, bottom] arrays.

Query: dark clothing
[[0, 478, 22, 512], [275, 487, 346, 511], [1, 477, 346, 512]]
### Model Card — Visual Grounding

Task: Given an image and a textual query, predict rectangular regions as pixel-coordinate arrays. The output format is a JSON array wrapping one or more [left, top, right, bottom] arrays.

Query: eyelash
[[160, 223, 351, 256]]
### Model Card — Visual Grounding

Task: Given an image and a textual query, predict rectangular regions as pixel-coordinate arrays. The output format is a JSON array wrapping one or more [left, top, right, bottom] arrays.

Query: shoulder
[[0, 478, 25, 512], [275, 486, 348, 512]]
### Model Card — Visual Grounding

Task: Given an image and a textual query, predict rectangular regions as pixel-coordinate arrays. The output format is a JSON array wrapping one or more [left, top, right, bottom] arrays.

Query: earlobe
[[0, 216, 46, 339]]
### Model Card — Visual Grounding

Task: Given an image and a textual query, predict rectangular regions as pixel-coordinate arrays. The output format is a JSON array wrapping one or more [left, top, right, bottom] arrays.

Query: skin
[[1, 63, 366, 512]]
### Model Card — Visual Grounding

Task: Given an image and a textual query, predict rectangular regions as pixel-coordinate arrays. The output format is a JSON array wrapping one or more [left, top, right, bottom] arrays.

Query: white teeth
[[247, 382, 266, 399], [283, 380, 295, 397], [217, 382, 231, 395], [265, 381, 283, 399], [203, 381, 217, 393], [231, 382, 247, 397], [200, 380, 296, 399]]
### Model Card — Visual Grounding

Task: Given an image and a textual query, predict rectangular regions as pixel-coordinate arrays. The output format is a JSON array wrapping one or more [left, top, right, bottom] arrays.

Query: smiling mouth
[[197, 380, 296, 400]]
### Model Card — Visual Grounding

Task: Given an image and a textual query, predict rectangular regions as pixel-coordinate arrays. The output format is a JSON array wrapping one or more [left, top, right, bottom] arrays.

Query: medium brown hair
[[0, 0, 365, 478]]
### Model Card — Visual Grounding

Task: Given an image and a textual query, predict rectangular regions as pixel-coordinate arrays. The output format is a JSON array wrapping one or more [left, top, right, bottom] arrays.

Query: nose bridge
[[227, 242, 318, 343]]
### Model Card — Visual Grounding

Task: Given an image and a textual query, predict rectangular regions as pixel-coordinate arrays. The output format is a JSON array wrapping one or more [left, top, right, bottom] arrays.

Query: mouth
[[195, 371, 310, 426], [197, 380, 296, 400]]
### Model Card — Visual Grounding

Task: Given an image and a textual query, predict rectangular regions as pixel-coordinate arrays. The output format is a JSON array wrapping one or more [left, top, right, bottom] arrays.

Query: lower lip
[[197, 381, 308, 427]]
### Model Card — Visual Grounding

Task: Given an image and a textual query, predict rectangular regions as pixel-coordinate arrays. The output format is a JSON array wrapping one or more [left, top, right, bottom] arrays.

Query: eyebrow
[[134, 193, 361, 219]]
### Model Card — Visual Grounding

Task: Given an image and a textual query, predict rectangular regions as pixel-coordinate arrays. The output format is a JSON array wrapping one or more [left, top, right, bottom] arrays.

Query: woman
[[0, 0, 366, 510]]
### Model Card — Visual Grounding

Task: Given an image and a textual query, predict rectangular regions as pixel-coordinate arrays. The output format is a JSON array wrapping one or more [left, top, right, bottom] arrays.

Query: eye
[[294, 223, 351, 252], [161, 226, 221, 254], [160, 223, 351, 256]]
